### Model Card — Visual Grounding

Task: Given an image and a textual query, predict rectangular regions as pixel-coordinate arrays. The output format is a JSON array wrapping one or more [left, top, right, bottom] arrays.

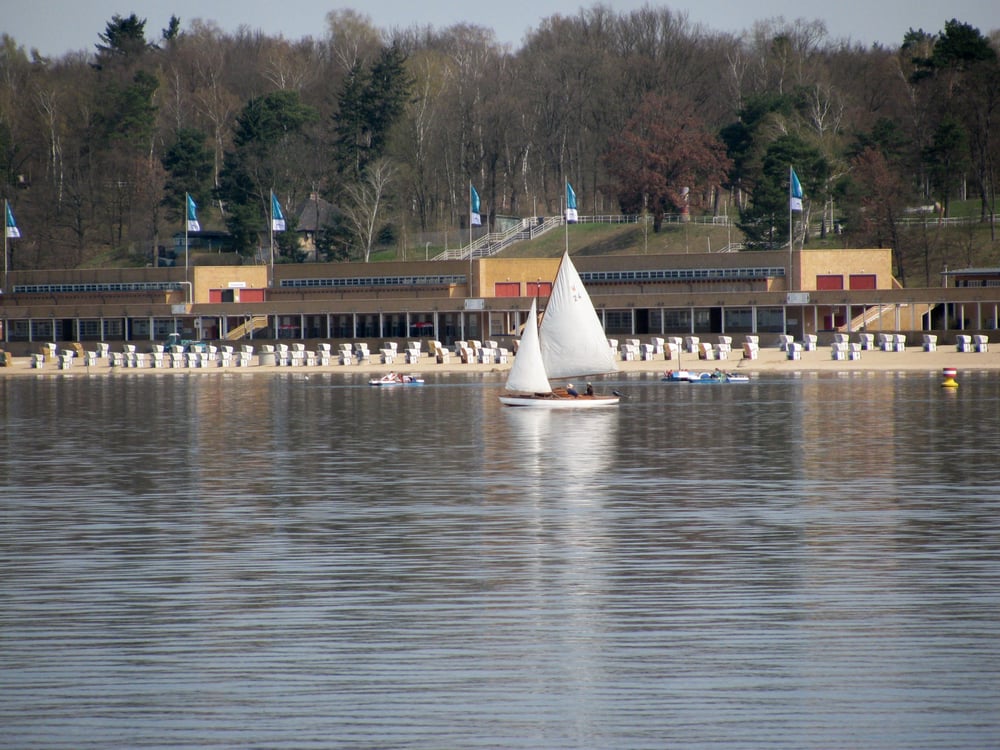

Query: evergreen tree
[[216, 91, 317, 255], [161, 128, 214, 221], [738, 135, 829, 246], [94, 14, 152, 69], [331, 43, 413, 189]]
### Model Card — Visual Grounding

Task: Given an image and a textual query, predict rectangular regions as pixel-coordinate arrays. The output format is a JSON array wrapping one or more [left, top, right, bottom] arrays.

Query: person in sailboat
[[566, 383, 579, 397], [586, 383, 594, 396]]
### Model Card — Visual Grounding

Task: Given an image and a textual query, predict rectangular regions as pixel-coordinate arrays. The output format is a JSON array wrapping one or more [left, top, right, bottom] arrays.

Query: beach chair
[[923, 334, 937, 352], [432, 342, 451, 364], [275, 343, 290, 366], [974, 334, 989, 352], [956, 334, 973, 352]]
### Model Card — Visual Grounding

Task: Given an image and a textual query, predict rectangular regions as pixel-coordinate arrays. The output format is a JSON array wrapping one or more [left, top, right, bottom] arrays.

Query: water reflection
[[1, 372, 999, 749]]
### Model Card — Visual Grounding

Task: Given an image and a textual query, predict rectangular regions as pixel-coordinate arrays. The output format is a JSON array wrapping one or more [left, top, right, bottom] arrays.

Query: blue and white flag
[[5, 202, 20, 239], [186, 194, 201, 232], [470, 184, 482, 227], [271, 192, 286, 232], [565, 182, 578, 223], [790, 168, 804, 212]]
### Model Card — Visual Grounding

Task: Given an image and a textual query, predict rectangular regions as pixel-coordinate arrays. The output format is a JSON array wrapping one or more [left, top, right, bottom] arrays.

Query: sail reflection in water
[[501, 407, 618, 498], [1, 373, 999, 750]]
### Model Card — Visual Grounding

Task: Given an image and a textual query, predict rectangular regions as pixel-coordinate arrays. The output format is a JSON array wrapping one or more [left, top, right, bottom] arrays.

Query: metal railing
[[432, 216, 563, 261], [432, 213, 736, 260]]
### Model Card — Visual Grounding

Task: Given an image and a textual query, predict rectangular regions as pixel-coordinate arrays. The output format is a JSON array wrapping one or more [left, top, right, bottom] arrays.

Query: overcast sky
[[6, 0, 999, 58]]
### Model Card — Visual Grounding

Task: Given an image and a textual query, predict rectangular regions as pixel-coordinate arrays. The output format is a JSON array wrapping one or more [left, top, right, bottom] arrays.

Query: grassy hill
[[374, 202, 1000, 288], [499, 221, 739, 258], [494, 204, 1000, 288]]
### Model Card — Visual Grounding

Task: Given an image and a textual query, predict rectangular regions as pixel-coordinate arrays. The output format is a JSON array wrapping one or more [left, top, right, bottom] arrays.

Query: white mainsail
[[504, 298, 552, 394], [539, 251, 618, 379]]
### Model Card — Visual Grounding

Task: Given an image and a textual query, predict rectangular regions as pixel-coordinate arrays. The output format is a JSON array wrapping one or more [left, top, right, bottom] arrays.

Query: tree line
[[0, 7, 996, 283]]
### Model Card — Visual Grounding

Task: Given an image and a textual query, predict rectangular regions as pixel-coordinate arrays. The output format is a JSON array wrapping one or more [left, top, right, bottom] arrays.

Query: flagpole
[[468, 181, 473, 301], [3, 199, 8, 294], [184, 192, 190, 287], [563, 187, 568, 254], [788, 167, 793, 292], [269, 189, 275, 288]]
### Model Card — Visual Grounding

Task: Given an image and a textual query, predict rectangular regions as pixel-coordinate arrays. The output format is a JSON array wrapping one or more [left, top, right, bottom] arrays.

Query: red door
[[849, 274, 876, 290], [816, 275, 844, 290]]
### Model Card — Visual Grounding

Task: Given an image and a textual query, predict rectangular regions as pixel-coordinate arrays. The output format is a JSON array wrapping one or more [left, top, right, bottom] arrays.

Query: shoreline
[[3, 345, 999, 378]]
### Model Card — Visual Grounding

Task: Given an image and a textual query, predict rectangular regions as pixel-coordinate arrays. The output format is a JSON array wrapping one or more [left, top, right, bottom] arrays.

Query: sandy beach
[[3, 343, 998, 378]]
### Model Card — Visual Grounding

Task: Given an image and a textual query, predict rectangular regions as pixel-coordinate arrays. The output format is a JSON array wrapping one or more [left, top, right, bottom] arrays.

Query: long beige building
[[1, 247, 997, 355]]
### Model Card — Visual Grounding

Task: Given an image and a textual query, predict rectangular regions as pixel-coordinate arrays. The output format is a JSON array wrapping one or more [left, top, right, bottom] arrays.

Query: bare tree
[[341, 158, 395, 262]]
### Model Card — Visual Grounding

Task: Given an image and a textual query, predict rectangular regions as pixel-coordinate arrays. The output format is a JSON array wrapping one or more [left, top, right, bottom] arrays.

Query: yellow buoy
[[941, 367, 959, 388]]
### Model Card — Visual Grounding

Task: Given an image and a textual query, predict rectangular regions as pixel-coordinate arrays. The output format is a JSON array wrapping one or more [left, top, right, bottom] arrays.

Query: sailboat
[[499, 251, 619, 408]]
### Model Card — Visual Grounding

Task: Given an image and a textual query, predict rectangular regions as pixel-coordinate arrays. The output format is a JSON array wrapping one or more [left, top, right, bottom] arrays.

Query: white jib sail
[[539, 251, 618, 380], [505, 298, 553, 394]]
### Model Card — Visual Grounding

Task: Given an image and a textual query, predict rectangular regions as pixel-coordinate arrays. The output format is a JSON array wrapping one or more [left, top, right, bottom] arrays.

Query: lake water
[[2, 370, 999, 749]]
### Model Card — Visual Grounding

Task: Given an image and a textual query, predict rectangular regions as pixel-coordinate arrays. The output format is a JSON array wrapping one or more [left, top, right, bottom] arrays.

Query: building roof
[[293, 194, 341, 233]]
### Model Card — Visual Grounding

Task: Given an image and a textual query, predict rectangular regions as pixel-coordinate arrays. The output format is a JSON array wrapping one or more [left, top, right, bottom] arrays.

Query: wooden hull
[[499, 394, 619, 408]]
